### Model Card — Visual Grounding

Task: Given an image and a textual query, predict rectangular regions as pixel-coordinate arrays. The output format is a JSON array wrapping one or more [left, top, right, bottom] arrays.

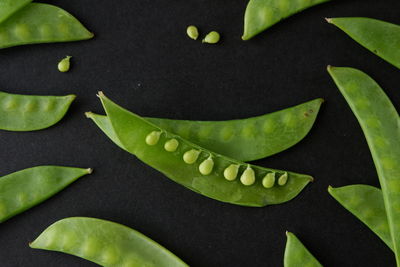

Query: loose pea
[[145, 131, 161, 146], [278, 172, 288, 186], [202, 31, 220, 44], [199, 156, 214, 175], [224, 164, 239, 181], [240, 165, 255, 186], [164, 138, 179, 152], [262, 172, 275, 188], [186, 25, 199, 40], [183, 149, 200, 164], [58, 56, 71, 72]]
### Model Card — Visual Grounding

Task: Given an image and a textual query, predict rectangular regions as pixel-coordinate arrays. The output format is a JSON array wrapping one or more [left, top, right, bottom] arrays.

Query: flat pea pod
[[327, 17, 400, 69], [30, 217, 188, 267], [0, 91, 75, 131], [284, 232, 322, 267], [0, 0, 32, 23], [328, 66, 400, 264], [0, 166, 91, 223], [87, 98, 323, 162], [94, 92, 313, 207], [328, 185, 393, 251], [242, 0, 330, 40], [0, 3, 93, 49]]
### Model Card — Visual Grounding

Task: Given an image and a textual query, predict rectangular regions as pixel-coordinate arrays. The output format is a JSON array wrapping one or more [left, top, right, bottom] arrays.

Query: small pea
[[278, 172, 288, 186], [262, 172, 275, 188], [145, 131, 161, 146], [186, 25, 199, 40], [224, 164, 239, 181], [183, 149, 200, 164], [199, 156, 214, 175], [58, 56, 72, 72], [240, 165, 255, 186], [202, 31, 220, 44], [164, 138, 179, 152]]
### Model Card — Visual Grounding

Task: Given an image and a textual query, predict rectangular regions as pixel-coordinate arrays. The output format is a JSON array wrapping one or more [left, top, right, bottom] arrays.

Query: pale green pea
[[224, 164, 239, 181], [164, 138, 179, 152], [145, 131, 161, 146], [58, 56, 72, 72], [199, 156, 214, 175], [262, 172, 275, 188], [278, 172, 288, 186], [186, 25, 199, 40], [240, 165, 255, 186], [202, 31, 220, 44], [183, 149, 200, 164]]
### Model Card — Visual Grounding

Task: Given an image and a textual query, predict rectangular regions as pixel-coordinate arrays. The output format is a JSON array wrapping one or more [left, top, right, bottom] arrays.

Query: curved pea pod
[[242, 0, 330, 40], [0, 91, 75, 131], [0, 166, 91, 223], [328, 185, 393, 251], [327, 17, 400, 69], [87, 98, 323, 162], [95, 92, 313, 207], [30, 217, 189, 267], [0, 0, 32, 23], [284, 232, 322, 267], [0, 3, 93, 49], [328, 66, 400, 264]]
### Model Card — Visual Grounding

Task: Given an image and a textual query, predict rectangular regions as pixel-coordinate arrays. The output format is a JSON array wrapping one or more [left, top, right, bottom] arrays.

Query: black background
[[0, 0, 399, 266]]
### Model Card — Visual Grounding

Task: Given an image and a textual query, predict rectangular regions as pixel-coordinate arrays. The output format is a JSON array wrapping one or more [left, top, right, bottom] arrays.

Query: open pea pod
[[327, 18, 400, 70], [0, 91, 75, 131], [242, 0, 330, 40], [30, 217, 188, 267], [284, 232, 322, 267], [328, 66, 400, 264], [93, 92, 313, 207], [0, 166, 91, 223], [0, 0, 32, 23], [329, 185, 393, 251]]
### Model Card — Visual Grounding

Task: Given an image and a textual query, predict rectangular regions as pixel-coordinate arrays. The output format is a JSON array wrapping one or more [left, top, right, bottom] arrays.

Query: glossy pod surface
[[328, 18, 400, 69], [328, 66, 400, 263], [0, 3, 93, 49], [242, 0, 330, 40], [329, 185, 393, 251], [30, 217, 188, 267], [0, 0, 31, 23], [0, 91, 75, 131], [284, 232, 322, 267], [94, 93, 313, 207], [0, 166, 91, 223]]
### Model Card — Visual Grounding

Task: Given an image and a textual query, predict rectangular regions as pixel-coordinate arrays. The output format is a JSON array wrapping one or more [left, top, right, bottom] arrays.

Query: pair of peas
[[186, 25, 220, 44]]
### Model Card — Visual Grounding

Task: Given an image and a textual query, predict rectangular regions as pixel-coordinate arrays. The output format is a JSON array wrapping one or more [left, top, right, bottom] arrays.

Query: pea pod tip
[[86, 168, 93, 174], [325, 18, 333, 23]]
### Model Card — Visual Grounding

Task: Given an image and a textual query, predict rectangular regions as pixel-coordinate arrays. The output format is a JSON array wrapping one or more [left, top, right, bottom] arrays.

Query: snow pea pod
[[328, 66, 400, 264], [87, 98, 323, 162], [327, 17, 400, 70], [329, 185, 393, 251], [95, 92, 313, 207], [0, 0, 32, 23], [242, 0, 330, 40], [30, 217, 188, 267], [0, 3, 93, 49], [0, 91, 75, 131], [284, 232, 322, 267], [0, 166, 91, 223]]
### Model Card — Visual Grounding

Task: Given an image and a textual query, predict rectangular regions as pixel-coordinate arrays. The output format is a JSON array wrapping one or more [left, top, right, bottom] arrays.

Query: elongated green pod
[[0, 166, 91, 223], [242, 0, 330, 40], [329, 185, 393, 251], [327, 17, 400, 69], [30, 217, 188, 267], [0, 0, 32, 23], [0, 91, 75, 131], [328, 66, 400, 264], [284, 232, 322, 267]]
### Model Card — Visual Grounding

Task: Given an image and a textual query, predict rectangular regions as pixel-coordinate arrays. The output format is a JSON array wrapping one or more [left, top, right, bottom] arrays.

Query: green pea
[[278, 172, 288, 186], [58, 56, 71, 72], [186, 25, 199, 40], [183, 149, 200, 164], [30, 217, 188, 267], [202, 31, 220, 44], [284, 232, 322, 267], [145, 131, 161, 146], [164, 138, 179, 152], [262, 172, 275, 188], [199, 156, 214, 175], [240, 165, 255, 186], [223, 164, 239, 181]]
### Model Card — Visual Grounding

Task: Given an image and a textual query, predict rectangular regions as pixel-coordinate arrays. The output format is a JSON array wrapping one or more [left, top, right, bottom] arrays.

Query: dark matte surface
[[0, 0, 399, 266]]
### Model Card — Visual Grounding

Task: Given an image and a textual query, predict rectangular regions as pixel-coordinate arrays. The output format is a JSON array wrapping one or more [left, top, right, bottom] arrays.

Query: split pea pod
[[0, 166, 91, 223], [0, 91, 75, 131], [87, 98, 323, 162], [242, 0, 331, 40], [328, 66, 400, 264], [92, 92, 313, 207], [327, 17, 400, 69], [284, 232, 322, 267], [0, 0, 32, 23], [30, 217, 188, 267]]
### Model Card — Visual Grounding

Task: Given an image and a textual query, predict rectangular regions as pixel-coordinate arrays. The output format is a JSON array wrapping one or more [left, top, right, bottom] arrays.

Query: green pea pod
[[328, 185, 393, 251], [94, 92, 313, 207], [242, 0, 330, 40], [0, 3, 93, 49], [284, 232, 322, 267], [327, 18, 400, 70], [328, 66, 400, 264], [0, 91, 75, 131], [30, 217, 188, 267], [0, 0, 32, 23], [0, 166, 91, 223], [87, 98, 323, 162]]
